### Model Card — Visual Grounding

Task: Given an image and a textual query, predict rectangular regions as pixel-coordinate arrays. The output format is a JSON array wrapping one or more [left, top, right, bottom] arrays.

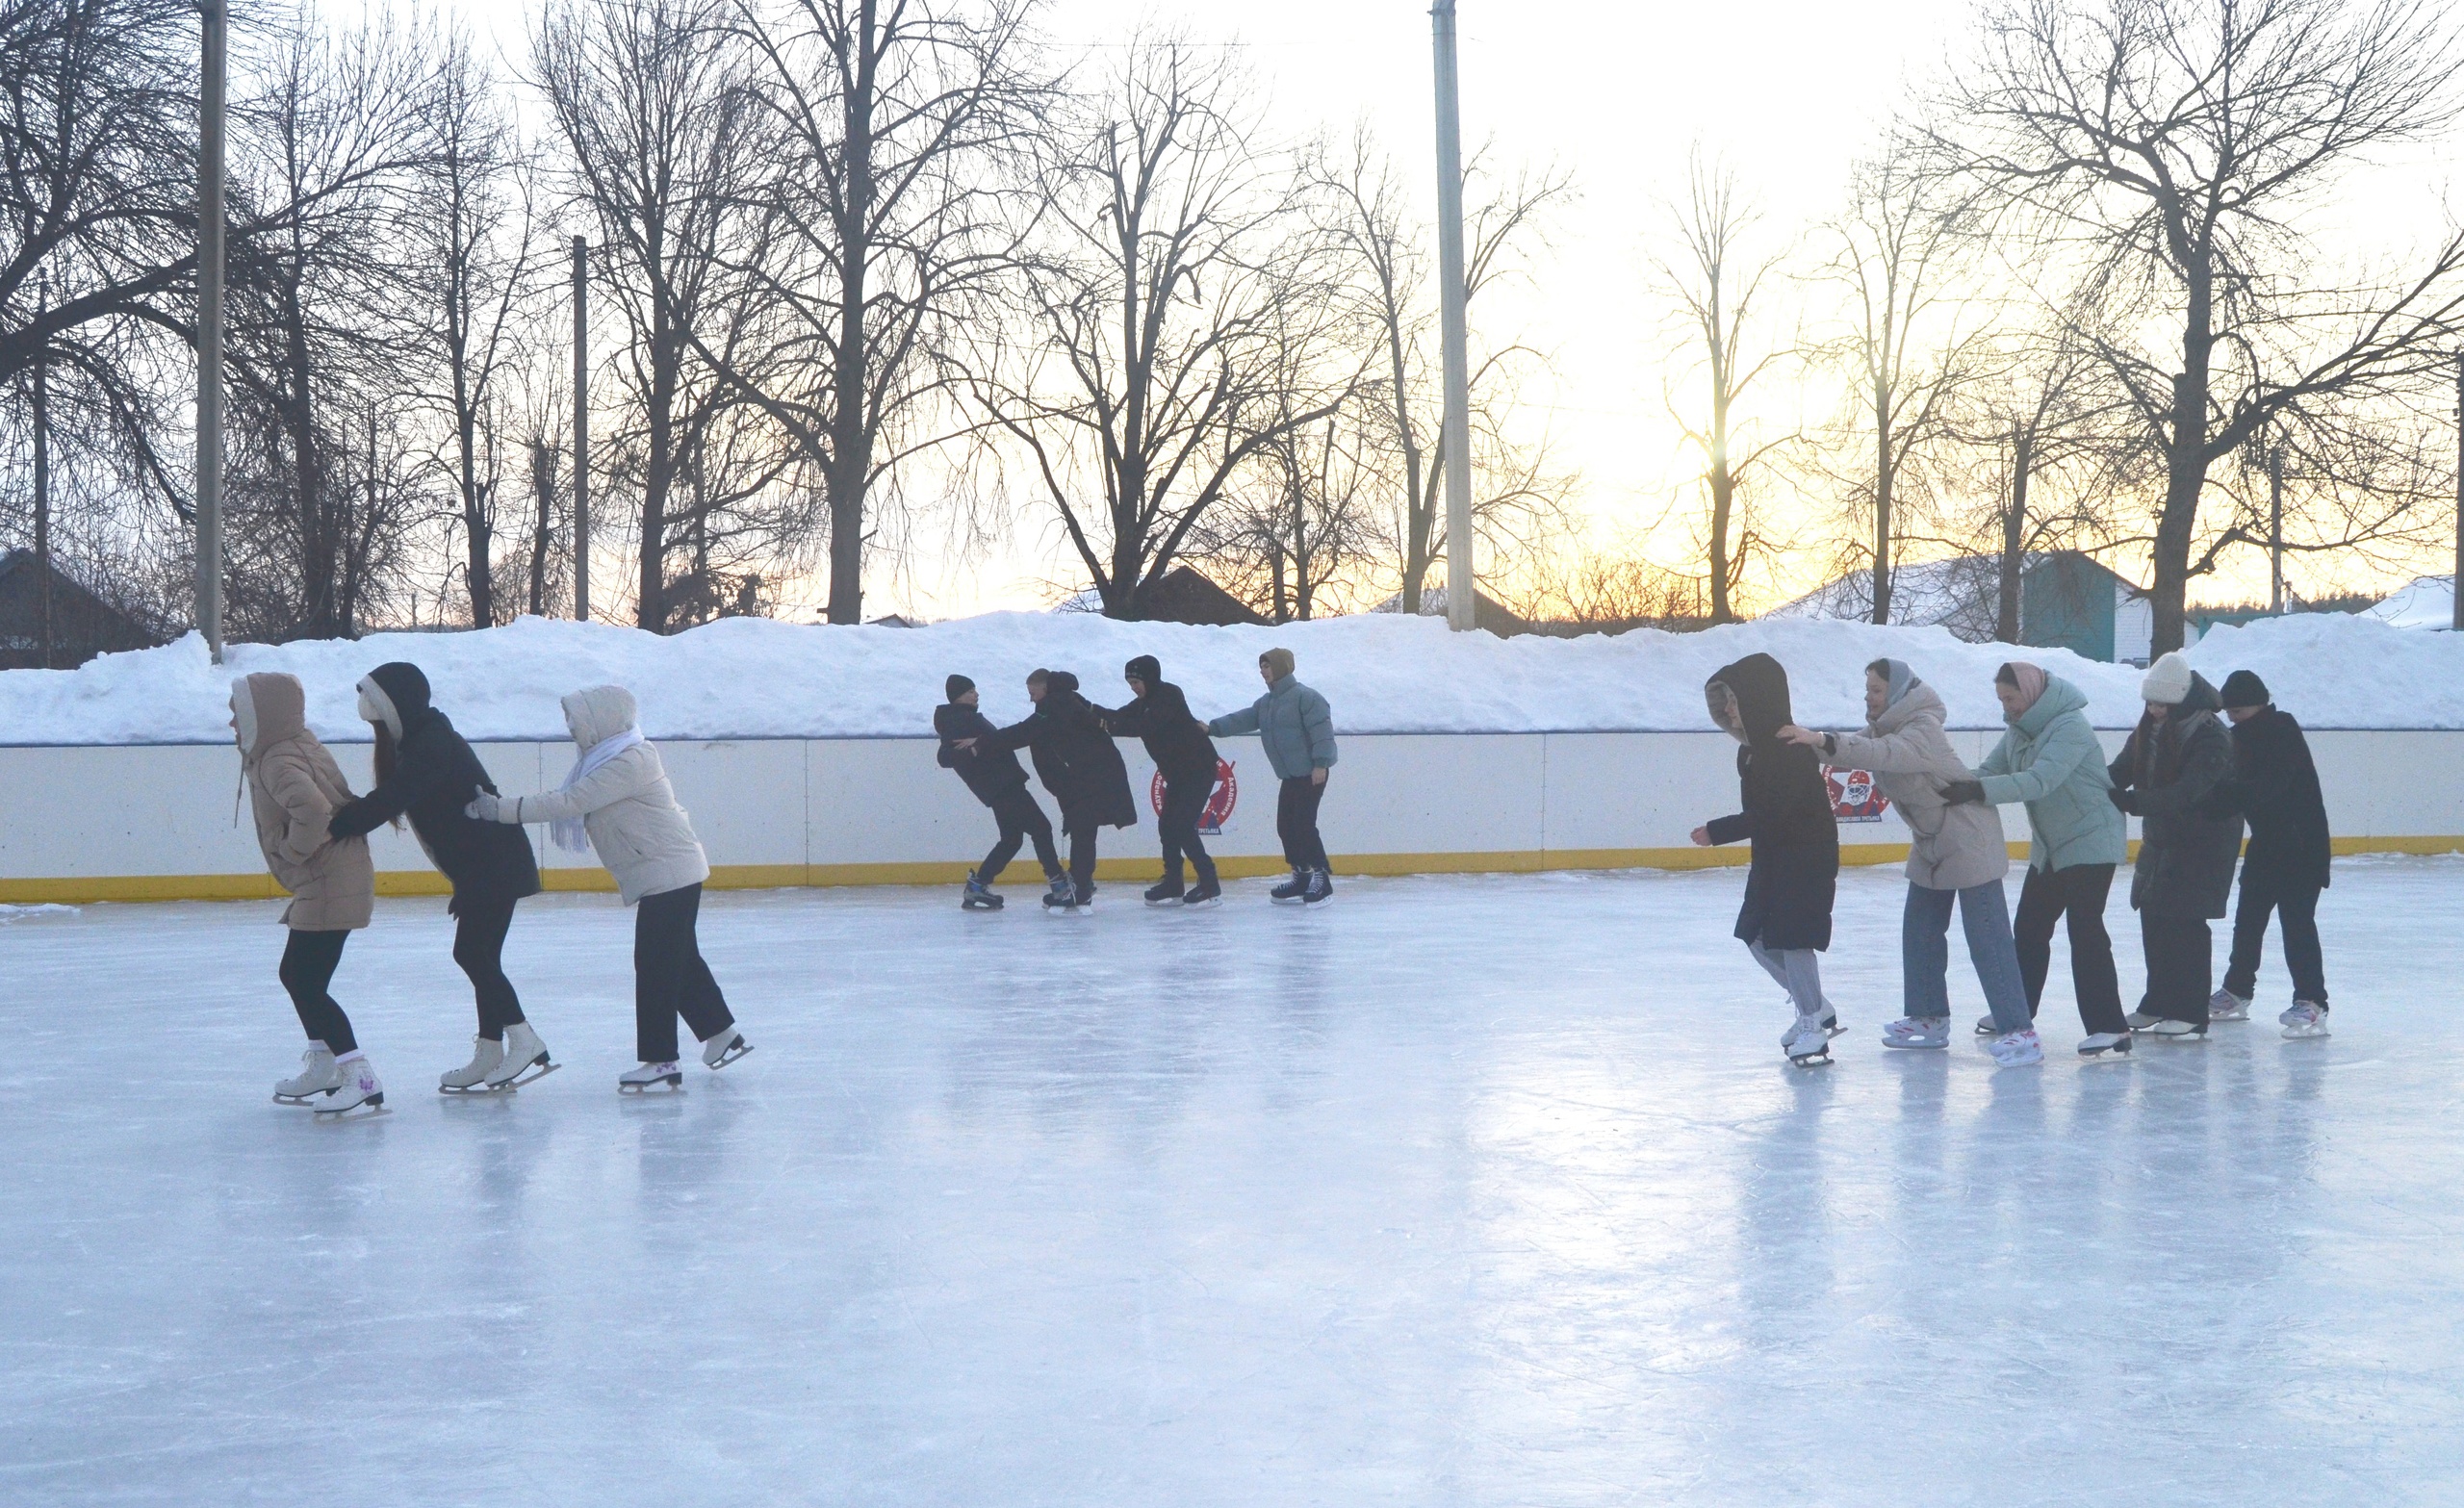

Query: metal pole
[[1431, 0, 1476, 633], [2269, 445, 2284, 615], [572, 235, 590, 623], [32, 298, 51, 669], [196, 0, 227, 661], [2453, 353, 2462, 631]]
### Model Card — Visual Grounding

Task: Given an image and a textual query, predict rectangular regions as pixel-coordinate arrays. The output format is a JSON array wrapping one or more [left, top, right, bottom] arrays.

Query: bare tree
[[1651, 151, 1791, 625], [1938, 0, 2464, 652]]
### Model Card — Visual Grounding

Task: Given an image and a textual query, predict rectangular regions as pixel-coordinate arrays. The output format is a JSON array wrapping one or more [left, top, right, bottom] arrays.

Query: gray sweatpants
[[1748, 939, 1831, 1019]]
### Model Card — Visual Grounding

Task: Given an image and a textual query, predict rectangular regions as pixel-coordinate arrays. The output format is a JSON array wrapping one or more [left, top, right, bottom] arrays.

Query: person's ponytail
[[372, 722, 405, 830]]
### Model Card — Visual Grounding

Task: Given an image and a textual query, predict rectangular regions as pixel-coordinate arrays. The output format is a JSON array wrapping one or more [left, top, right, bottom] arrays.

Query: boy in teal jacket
[[1207, 647, 1338, 903]]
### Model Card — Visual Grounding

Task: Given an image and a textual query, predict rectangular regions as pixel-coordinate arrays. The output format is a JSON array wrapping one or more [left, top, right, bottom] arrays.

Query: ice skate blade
[[477, 1060, 559, 1093], [312, 1094, 388, 1120], [271, 1090, 323, 1106], [2282, 1025, 2331, 1040], [619, 1075, 684, 1094], [961, 899, 1004, 911], [1785, 1050, 1832, 1068], [705, 1040, 754, 1071], [1178, 895, 1222, 908]]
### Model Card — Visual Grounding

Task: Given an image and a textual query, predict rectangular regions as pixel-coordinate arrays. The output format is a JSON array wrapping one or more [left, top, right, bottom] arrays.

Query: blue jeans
[[1903, 880, 2032, 1034]]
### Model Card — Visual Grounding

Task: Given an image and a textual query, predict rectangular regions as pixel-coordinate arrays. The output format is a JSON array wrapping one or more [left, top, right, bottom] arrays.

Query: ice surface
[[6, 604, 2463, 748], [5, 861, 2462, 1506]]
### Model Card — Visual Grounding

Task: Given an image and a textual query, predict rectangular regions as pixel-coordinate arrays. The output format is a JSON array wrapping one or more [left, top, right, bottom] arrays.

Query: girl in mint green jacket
[[1944, 663, 2131, 1054]]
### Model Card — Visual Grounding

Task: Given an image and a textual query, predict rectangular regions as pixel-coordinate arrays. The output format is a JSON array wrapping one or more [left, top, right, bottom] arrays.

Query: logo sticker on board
[[1825, 767, 1890, 823], [1151, 758, 1240, 834]]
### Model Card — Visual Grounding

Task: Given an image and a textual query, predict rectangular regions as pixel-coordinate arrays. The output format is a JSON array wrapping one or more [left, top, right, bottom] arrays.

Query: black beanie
[[945, 674, 974, 702], [1124, 654, 1161, 684], [2219, 669, 2270, 709]]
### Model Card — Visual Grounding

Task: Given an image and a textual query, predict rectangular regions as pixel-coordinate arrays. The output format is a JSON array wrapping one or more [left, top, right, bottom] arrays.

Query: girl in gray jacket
[[469, 685, 751, 1091], [1783, 659, 2039, 1066]]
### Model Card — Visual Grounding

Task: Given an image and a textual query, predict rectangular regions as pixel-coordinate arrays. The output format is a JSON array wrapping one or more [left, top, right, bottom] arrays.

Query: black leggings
[[635, 883, 735, 1064], [1277, 775, 1329, 871], [980, 786, 1061, 883], [1158, 771, 1217, 885], [2014, 861, 2124, 1035], [451, 894, 526, 1039], [1065, 824, 1100, 893], [280, 929, 357, 1056]]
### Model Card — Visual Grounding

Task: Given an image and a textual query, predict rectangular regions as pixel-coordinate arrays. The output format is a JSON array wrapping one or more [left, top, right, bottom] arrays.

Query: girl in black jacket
[[2106, 652, 2243, 1039], [1100, 654, 1222, 905], [327, 661, 553, 1091], [966, 669, 1135, 909], [1690, 652, 1842, 1065]]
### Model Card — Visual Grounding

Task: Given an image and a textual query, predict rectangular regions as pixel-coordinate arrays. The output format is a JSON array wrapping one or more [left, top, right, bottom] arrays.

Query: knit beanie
[[2140, 651, 2194, 705], [2218, 669, 2270, 709], [1259, 647, 1296, 680], [1124, 654, 1162, 684], [1995, 661, 2049, 715], [945, 674, 975, 702]]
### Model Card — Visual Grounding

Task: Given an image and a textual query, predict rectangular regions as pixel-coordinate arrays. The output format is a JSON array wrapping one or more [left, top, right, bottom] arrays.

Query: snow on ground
[[5, 859, 2461, 1505], [5, 606, 2462, 747]]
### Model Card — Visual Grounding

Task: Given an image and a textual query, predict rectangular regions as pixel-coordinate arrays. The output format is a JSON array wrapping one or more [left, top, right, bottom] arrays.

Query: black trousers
[[2014, 861, 2125, 1035], [2139, 910, 2214, 1026], [1065, 824, 1101, 893], [2223, 870, 2328, 1005], [281, 928, 358, 1057], [980, 786, 1061, 884], [451, 893, 526, 1039], [1276, 775, 1329, 871], [1158, 772, 1217, 885], [635, 882, 735, 1064]]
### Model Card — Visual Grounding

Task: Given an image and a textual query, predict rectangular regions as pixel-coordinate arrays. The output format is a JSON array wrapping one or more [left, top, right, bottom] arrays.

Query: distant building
[[1053, 565, 1270, 626], [0, 550, 162, 670], [2365, 575, 2455, 629], [1370, 584, 1530, 636], [1771, 551, 2154, 664]]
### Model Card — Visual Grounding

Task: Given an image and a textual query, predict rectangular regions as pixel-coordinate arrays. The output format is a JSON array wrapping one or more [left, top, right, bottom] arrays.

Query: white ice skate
[[1973, 1014, 1997, 1036], [2279, 1001, 2331, 1039], [619, 1061, 683, 1093], [700, 1025, 753, 1070], [1881, 1015, 1949, 1050], [480, 1022, 556, 1091], [1989, 1028, 2044, 1067], [438, 1035, 503, 1094], [312, 1056, 385, 1118], [1783, 1012, 1834, 1066], [2076, 1032, 2133, 1059], [273, 1044, 340, 1105], [2208, 988, 2251, 1023], [2143, 1017, 2208, 1042], [2124, 1010, 2163, 1031]]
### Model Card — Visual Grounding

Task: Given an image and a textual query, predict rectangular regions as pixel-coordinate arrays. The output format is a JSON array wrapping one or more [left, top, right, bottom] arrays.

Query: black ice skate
[[1269, 869, 1310, 903], [1144, 879, 1186, 905], [1181, 877, 1222, 907], [962, 871, 1004, 910], [1300, 868, 1334, 905]]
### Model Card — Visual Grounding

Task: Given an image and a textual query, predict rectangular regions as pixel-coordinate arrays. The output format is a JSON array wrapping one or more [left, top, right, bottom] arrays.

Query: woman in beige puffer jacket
[[469, 685, 749, 1089], [233, 673, 385, 1112], [1781, 658, 2039, 1063]]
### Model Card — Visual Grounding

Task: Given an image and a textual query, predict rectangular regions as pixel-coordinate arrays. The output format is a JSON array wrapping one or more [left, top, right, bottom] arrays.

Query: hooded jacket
[[1701, 653, 1838, 951], [981, 672, 1138, 831], [2110, 671, 2244, 917], [234, 673, 374, 931], [1975, 676, 2127, 874], [1207, 675, 1336, 781], [2212, 704, 2333, 889], [1101, 676, 1219, 784], [326, 661, 542, 909], [1824, 678, 2009, 891], [475, 685, 709, 906], [935, 702, 1031, 805]]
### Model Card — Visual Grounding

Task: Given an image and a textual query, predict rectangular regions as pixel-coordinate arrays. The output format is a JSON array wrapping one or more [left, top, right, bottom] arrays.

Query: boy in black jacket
[[1099, 654, 1222, 905], [963, 669, 1138, 909], [2211, 669, 2334, 1038], [935, 675, 1065, 910]]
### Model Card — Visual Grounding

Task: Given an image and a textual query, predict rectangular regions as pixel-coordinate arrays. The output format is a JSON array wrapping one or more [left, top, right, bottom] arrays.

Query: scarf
[[2000, 661, 2047, 716], [551, 728, 644, 853]]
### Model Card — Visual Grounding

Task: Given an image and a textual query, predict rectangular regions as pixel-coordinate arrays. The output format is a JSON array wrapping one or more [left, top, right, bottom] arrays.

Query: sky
[[421, 0, 2460, 620]]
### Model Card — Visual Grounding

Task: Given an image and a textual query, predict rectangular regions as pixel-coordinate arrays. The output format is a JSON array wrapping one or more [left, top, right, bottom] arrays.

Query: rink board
[[2, 728, 2460, 902]]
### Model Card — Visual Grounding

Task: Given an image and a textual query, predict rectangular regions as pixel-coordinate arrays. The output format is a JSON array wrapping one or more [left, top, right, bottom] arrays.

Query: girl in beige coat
[[233, 673, 385, 1115]]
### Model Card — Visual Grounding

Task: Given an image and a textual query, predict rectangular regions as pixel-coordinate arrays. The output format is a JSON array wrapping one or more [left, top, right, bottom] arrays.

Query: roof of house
[[1052, 565, 1270, 626], [2366, 575, 2455, 630], [1768, 552, 2133, 642]]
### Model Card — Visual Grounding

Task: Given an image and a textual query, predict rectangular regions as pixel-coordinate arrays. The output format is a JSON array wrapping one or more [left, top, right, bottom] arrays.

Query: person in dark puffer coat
[[1691, 652, 1841, 1062], [936, 674, 1065, 908], [2106, 652, 2243, 1038], [1099, 654, 1222, 905], [2209, 669, 2334, 1038], [971, 669, 1136, 907], [327, 661, 552, 1090]]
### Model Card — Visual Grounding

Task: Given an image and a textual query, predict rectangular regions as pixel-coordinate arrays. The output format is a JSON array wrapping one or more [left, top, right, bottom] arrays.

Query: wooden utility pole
[[573, 236, 590, 623], [2454, 353, 2462, 631], [31, 301, 50, 669], [1431, 0, 1475, 632], [195, 0, 227, 660], [2269, 444, 2285, 615]]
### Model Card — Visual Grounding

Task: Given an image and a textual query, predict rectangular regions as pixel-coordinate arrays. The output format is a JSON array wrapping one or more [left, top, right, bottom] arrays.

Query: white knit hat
[[2140, 651, 2194, 705]]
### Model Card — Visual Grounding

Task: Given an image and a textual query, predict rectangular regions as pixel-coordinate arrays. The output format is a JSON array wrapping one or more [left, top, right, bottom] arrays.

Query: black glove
[[1940, 780, 1987, 806], [2106, 786, 2139, 814], [326, 798, 377, 839]]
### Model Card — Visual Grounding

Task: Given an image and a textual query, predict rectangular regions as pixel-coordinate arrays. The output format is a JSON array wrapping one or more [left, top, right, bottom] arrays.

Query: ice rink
[[6, 857, 2461, 1506]]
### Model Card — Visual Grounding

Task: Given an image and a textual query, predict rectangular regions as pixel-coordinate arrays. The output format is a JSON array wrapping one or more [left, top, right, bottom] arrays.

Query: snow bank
[[2, 608, 2458, 746]]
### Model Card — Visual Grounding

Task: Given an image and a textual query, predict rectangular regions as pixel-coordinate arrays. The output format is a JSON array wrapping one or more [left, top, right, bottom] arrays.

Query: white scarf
[[552, 728, 645, 853]]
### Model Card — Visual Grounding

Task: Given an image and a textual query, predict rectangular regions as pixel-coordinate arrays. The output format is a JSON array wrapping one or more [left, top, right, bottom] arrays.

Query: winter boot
[[439, 1035, 503, 1093], [312, 1055, 384, 1118], [1143, 878, 1186, 905], [1881, 1015, 1950, 1050], [1269, 869, 1311, 902], [2077, 1032, 2133, 1059], [700, 1025, 753, 1070], [1989, 1028, 2044, 1067], [2207, 988, 2251, 1023], [274, 1043, 341, 1105], [2279, 1000, 2331, 1039], [1301, 868, 1335, 905], [619, 1061, 683, 1093], [962, 871, 1004, 910], [482, 1021, 556, 1090]]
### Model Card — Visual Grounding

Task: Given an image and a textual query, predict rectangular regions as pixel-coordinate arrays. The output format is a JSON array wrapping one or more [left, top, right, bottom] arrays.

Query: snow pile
[[2364, 575, 2455, 630], [0, 904, 78, 922], [2, 608, 2458, 745]]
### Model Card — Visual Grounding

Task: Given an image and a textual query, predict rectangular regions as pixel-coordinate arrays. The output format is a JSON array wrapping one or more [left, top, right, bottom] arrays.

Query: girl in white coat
[[468, 685, 751, 1090]]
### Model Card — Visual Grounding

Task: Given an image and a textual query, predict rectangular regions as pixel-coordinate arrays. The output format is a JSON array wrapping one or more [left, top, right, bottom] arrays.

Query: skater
[[2209, 670, 2334, 1039], [325, 661, 552, 1092], [1689, 652, 1841, 1066], [962, 669, 1137, 908], [936, 674, 1067, 911], [1206, 647, 1338, 904], [1781, 659, 2040, 1067], [467, 685, 752, 1091], [1099, 654, 1223, 905], [233, 673, 385, 1115], [1941, 662, 2133, 1058], [2105, 652, 2244, 1040]]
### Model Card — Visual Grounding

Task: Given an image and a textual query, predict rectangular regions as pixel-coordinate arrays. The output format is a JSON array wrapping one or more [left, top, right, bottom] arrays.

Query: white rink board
[[1, 729, 2458, 896]]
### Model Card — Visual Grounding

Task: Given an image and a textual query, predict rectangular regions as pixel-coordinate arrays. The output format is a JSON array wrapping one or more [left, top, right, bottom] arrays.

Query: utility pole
[[2269, 444, 2285, 615], [1431, 0, 1475, 633], [32, 296, 50, 669], [195, 0, 228, 661], [573, 235, 590, 623], [2454, 353, 2462, 631]]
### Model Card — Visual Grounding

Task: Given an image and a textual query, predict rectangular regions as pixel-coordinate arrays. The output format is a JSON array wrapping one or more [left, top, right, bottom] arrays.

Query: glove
[[2107, 787, 2140, 814], [1940, 780, 1987, 806], [466, 791, 502, 823], [325, 799, 375, 839]]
